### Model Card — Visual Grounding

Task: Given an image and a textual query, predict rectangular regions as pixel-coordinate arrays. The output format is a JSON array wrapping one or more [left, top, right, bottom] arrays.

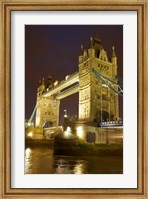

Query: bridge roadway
[[43, 72, 79, 98], [56, 84, 79, 100]]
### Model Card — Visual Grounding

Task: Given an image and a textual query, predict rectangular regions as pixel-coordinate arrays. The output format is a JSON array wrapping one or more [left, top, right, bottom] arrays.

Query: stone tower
[[35, 78, 60, 128], [78, 36, 119, 124]]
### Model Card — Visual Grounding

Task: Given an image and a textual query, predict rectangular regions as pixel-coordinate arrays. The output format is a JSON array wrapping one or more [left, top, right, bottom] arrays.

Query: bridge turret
[[78, 44, 84, 64], [79, 45, 88, 63], [45, 75, 53, 90], [90, 36, 93, 48], [37, 78, 45, 96], [36, 75, 60, 129], [88, 37, 95, 57], [83, 49, 87, 58], [111, 46, 118, 78], [93, 35, 104, 58], [112, 46, 117, 66], [79, 55, 83, 64], [80, 44, 84, 55]]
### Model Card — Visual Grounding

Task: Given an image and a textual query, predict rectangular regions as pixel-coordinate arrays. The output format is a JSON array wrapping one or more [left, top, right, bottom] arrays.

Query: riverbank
[[26, 139, 54, 147], [25, 139, 123, 156], [54, 142, 123, 156]]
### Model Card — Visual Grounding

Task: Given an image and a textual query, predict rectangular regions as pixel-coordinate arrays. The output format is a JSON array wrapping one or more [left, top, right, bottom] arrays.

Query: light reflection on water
[[25, 147, 123, 174], [74, 163, 86, 174], [25, 148, 32, 173], [54, 159, 87, 174]]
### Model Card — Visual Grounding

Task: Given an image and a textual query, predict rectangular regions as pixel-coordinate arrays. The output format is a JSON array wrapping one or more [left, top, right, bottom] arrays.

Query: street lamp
[[64, 109, 67, 118]]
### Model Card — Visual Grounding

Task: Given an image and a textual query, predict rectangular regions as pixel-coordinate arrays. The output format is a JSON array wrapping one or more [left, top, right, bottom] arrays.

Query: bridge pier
[[75, 122, 123, 144]]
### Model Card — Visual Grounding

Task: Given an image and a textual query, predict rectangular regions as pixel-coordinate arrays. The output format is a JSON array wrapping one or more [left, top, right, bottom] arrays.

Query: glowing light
[[25, 148, 32, 173], [54, 80, 58, 86], [102, 84, 109, 88], [25, 148, 31, 158], [27, 122, 34, 127], [28, 132, 33, 137], [64, 109, 67, 118], [76, 126, 84, 139], [27, 122, 31, 126], [74, 163, 84, 174], [64, 126, 71, 137], [65, 75, 70, 80], [64, 131, 69, 136]]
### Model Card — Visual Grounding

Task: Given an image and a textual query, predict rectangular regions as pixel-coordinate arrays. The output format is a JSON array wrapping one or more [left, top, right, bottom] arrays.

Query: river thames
[[25, 146, 123, 174]]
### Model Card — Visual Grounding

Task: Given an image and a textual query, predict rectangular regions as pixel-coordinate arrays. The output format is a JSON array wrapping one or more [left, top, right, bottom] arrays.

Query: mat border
[[0, 0, 147, 198]]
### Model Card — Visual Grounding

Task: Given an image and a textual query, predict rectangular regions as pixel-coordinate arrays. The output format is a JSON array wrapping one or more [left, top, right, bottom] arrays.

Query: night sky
[[25, 25, 123, 124]]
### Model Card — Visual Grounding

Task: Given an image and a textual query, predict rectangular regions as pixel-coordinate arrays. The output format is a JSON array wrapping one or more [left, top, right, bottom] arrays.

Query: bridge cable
[[92, 68, 123, 97], [28, 105, 37, 123], [93, 68, 123, 89]]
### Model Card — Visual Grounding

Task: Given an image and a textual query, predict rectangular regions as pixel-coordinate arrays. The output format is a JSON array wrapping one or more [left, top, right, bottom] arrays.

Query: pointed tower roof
[[90, 36, 93, 48], [112, 46, 116, 57], [42, 77, 45, 85], [80, 44, 84, 55], [93, 35, 103, 50], [95, 35, 101, 43]]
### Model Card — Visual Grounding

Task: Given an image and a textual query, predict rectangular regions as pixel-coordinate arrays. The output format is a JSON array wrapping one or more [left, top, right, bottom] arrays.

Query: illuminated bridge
[[27, 35, 123, 133]]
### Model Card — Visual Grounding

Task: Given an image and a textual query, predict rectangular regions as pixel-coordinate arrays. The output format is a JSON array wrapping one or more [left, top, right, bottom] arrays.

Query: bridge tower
[[35, 78, 60, 128], [78, 36, 119, 124]]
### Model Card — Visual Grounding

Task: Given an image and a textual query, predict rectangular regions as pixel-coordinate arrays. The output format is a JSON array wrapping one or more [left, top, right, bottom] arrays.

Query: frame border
[[0, 0, 147, 198]]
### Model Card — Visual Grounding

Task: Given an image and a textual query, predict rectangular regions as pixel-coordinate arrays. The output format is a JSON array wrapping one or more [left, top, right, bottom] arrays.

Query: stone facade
[[35, 79, 60, 128], [78, 36, 119, 123], [75, 122, 123, 144]]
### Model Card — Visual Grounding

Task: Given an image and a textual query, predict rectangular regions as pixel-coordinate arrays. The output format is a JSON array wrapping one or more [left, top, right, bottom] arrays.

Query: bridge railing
[[99, 120, 123, 127]]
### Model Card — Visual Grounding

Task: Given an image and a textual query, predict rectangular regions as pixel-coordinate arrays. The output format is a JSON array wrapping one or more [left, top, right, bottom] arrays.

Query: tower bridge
[[29, 35, 123, 133]]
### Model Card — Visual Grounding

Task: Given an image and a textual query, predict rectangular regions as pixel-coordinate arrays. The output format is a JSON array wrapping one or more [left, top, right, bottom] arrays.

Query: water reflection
[[74, 163, 86, 174], [25, 147, 123, 174], [25, 147, 31, 158], [54, 159, 87, 174], [25, 147, 32, 173]]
